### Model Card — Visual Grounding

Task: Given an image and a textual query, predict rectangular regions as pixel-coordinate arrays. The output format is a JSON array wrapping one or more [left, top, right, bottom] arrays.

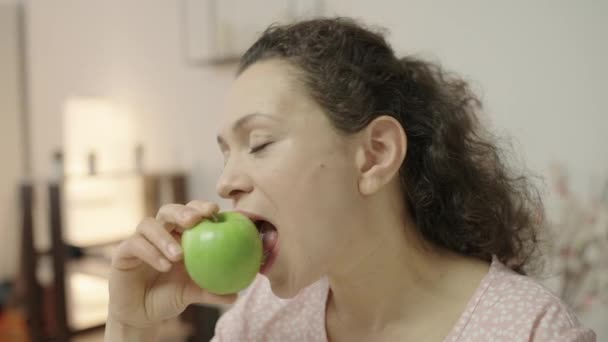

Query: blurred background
[[0, 0, 606, 341]]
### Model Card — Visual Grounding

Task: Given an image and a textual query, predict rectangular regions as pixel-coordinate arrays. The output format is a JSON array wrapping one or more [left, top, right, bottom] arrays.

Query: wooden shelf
[[17, 172, 221, 342]]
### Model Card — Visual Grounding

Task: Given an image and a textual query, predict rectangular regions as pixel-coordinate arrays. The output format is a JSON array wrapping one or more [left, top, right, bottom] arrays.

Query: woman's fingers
[[185, 200, 219, 216], [112, 200, 220, 272], [112, 234, 171, 272], [156, 201, 219, 232], [136, 217, 183, 262], [156, 203, 203, 230]]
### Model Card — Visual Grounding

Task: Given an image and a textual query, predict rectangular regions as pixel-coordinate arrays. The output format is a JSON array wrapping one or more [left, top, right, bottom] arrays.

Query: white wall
[[0, 3, 23, 280]]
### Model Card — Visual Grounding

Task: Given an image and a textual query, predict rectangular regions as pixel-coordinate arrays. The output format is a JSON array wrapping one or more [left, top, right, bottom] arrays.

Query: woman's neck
[[324, 201, 489, 340]]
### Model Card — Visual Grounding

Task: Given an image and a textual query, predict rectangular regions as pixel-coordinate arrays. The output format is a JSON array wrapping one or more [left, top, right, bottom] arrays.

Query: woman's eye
[[249, 142, 272, 154]]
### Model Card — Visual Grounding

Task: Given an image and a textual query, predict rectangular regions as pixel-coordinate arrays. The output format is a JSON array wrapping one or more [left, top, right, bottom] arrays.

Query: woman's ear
[[355, 115, 407, 195]]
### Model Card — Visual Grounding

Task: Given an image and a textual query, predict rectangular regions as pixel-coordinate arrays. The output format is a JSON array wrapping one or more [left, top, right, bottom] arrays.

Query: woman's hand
[[107, 200, 237, 330]]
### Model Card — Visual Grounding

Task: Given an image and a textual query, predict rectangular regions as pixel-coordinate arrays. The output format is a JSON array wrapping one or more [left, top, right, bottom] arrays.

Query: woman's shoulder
[[453, 258, 596, 341], [211, 275, 329, 342]]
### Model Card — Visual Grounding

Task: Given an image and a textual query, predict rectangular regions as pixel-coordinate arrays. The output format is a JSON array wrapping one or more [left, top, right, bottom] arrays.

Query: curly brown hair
[[238, 18, 543, 274]]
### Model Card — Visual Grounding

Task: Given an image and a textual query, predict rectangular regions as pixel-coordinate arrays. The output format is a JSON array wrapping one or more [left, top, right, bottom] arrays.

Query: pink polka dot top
[[212, 257, 596, 341]]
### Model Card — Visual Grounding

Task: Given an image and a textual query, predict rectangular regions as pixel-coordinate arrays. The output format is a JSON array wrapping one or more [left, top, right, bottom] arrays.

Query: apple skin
[[182, 211, 262, 295]]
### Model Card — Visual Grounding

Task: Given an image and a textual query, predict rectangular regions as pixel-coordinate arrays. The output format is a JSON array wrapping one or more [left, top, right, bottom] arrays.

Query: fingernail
[[168, 243, 182, 257], [159, 258, 171, 271]]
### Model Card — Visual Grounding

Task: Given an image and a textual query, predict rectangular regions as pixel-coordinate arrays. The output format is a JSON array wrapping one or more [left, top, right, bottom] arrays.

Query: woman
[[105, 18, 596, 341]]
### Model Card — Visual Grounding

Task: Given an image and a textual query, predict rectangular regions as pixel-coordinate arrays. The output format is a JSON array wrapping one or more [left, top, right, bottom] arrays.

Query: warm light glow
[[67, 273, 109, 330], [64, 174, 143, 245], [62, 97, 143, 245], [63, 97, 136, 175]]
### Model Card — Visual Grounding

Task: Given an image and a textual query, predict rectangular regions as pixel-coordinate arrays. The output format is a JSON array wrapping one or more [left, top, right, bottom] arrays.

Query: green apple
[[182, 211, 262, 295]]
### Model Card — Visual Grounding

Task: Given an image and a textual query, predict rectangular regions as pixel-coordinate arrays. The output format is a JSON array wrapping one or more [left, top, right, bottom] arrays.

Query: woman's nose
[[216, 161, 253, 201]]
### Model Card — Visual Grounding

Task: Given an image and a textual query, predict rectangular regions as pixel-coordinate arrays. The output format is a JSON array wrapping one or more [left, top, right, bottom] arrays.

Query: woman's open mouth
[[253, 219, 279, 274]]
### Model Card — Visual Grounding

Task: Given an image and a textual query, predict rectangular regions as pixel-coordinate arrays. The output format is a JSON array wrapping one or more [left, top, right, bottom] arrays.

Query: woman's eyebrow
[[216, 112, 280, 147]]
